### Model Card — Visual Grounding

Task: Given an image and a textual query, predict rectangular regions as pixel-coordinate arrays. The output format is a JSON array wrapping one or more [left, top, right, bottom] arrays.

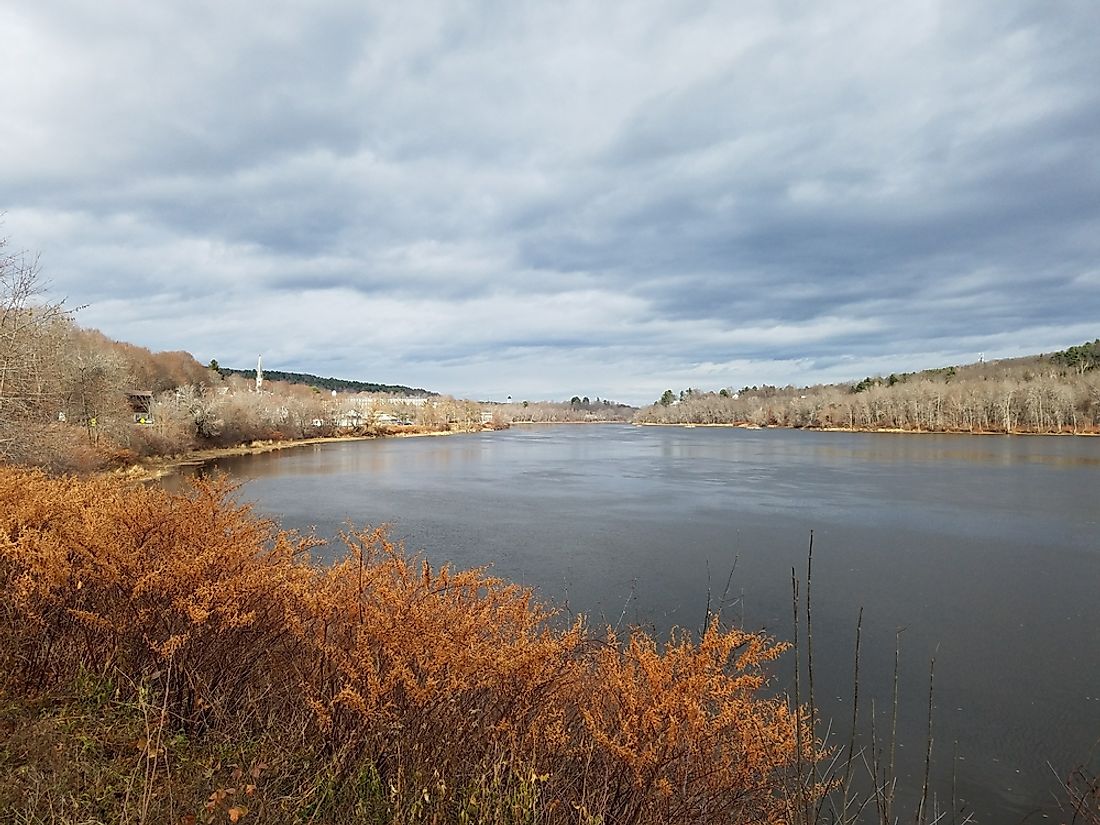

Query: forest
[[636, 347, 1100, 433]]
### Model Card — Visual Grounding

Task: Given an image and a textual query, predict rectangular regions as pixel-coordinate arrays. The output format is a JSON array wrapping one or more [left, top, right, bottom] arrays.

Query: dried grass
[[0, 466, 815, 824]]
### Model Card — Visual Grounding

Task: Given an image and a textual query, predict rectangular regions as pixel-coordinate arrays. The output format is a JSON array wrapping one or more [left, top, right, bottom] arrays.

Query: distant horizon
[[213, 337, 1092, 407]]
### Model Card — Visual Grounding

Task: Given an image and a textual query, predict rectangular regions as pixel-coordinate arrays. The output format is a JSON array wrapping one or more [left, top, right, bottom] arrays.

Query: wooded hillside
[[637, 345, 1100, 433], [218, 367, 435, 397]]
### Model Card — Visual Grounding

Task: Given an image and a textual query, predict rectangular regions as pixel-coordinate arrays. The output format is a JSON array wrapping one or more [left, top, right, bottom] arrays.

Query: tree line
[[488, 397, 636, 424], [637, 349, 1100, 433], [217, 366, 435, 397]]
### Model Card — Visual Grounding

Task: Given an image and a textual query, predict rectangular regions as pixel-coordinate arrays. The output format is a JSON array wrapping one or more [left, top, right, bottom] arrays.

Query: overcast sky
[[2, 1, 1097, 404]]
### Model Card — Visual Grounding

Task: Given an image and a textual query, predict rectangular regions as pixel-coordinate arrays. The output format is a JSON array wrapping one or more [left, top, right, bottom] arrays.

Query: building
[[127, 391, 154, 425]]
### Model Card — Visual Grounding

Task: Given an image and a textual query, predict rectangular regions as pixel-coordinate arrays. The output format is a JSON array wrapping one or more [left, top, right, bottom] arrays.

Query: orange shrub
[[0, 466, 817, 823]]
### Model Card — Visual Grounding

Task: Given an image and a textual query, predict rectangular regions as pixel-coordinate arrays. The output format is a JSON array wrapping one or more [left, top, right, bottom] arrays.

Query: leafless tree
[[635, 356, 1100, 434], [0, 236, 73, 463]]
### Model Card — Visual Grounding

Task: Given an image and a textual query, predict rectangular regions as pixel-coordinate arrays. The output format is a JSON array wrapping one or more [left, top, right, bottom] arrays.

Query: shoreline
[[509, 419, 633, 426], [632, 421, 1099, 437], [113, 426, 496, 482], [111, 418, 1099, 483]]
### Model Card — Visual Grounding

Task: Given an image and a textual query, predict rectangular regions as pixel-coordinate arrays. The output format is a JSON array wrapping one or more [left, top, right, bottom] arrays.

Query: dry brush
[[0, 467, 817, 824]]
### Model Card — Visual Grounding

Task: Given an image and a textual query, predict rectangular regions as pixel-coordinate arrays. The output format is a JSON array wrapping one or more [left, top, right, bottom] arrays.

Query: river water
[[174, 424, 1100, 822]]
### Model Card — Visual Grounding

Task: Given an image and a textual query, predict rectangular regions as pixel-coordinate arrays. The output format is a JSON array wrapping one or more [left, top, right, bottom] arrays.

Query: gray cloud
[[2, 0, 1098, 404]]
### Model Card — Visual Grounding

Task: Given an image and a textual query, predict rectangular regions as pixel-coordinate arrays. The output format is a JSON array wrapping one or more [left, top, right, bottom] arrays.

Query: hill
[[219, 367, 436, 396], [636, 338, 1100, 433]]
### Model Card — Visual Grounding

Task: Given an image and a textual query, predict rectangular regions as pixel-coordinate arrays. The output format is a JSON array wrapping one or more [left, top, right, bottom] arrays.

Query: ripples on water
[[173, 426, 1100, 822]]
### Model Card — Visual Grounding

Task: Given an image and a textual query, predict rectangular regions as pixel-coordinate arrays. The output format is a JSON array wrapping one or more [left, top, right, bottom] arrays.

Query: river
[[172, 424, 1100, 822]]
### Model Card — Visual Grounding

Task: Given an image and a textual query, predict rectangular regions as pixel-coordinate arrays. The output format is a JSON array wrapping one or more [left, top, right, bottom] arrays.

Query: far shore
[[633, 421, 1099, 437], [509, 419, 632, 425], [114, 426, 497, 483], [114, 418, 1099, 483]]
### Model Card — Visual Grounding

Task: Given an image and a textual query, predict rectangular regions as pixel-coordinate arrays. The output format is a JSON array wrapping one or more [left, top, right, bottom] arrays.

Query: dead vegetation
[[0, 467, 815, 824]]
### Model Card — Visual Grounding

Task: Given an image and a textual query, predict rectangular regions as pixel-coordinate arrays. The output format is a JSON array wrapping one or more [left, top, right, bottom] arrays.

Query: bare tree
[[0, 237, 72, 463], [60, 332, 133, 445]]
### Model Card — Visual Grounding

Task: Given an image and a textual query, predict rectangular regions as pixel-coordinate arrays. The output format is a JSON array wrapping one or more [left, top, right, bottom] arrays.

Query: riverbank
[[112, 425, 501, 482], [509, 419, 628, 425], [633, 420, 1100, 436]]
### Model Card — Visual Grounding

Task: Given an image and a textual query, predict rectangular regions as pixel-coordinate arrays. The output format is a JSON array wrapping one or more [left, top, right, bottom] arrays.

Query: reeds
[[0, 466, 817, 823], [785, 538, 976, 825]]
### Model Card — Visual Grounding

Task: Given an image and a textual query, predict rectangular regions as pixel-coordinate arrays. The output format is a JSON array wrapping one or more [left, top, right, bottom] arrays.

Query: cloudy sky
[[2, 1, 1097, 404]]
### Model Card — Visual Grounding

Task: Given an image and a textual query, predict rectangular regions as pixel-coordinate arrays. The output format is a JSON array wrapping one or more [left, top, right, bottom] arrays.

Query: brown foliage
[[70, 328, 212, 393], [0, 467, 814, 823]]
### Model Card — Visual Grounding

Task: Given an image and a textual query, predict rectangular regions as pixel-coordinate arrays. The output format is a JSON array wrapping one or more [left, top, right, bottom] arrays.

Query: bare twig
[[916, 653, 937, 824], [792, 567, 807, 823], [841, 606, 864, 822]]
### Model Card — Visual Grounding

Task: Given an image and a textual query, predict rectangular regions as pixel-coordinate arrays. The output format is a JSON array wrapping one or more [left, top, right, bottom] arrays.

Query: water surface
[[177, 425, 1100, 822]]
